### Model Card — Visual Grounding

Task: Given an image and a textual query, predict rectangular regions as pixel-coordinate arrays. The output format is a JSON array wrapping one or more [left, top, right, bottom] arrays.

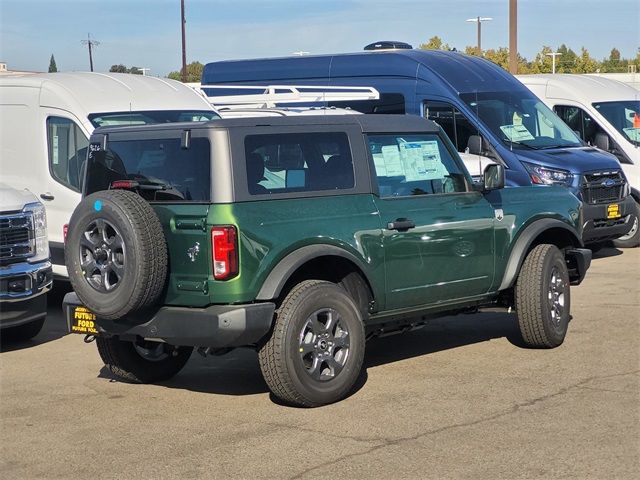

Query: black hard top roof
[[93, 114, 440, 136]]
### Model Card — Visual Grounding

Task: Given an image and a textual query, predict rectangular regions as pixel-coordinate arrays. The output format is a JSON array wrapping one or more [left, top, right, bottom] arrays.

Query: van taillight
[[211, 226, 238, 280]]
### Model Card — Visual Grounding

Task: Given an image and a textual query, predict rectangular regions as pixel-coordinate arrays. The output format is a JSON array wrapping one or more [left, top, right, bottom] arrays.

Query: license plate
[[607, 203, 621, 219], [70, 306, 99, 335]]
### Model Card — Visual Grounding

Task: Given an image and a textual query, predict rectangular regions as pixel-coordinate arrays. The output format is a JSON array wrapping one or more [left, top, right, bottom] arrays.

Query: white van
[[518, 74, 640, 247], [0, 72, 220, 278]]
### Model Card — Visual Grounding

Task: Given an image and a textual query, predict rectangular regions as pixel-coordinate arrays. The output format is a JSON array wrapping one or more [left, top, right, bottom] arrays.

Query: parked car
[[201, 46, 636, 246], [1, 184, 52, 341], [517, 74, 639, 247], [0, 72, 220, 278], [63, 114, 590, 407]]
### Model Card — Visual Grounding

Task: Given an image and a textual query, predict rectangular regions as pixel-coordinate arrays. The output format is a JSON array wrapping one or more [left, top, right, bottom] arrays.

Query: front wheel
[[96, 337, 193, 383], [613, 201, 640, 248], [258, 280, 365, 407], [515, 244, 571, 348]]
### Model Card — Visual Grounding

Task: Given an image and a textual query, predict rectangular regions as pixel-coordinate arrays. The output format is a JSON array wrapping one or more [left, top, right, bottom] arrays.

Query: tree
[[574, 47, 599, 73], [167, 61, 204, 83], [109, 64, 143, 74], [418, 36, 450, 51], [555, 44, 577, 73], [48, 54, 57, 73], [109, 64, 128, 73]]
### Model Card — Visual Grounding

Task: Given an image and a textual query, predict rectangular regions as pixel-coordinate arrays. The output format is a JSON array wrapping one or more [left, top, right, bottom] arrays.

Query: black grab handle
[[387, 218, 416, 231]]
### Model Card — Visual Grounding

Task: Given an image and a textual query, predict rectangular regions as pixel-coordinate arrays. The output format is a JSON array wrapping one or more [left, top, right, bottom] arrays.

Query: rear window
[[244, 132, 354, 195], [84, 137, 211, 201], [88, 110, 219, 128]]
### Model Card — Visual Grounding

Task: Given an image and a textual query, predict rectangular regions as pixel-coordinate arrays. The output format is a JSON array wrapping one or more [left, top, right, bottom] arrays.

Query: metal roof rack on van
[[196, 84, 380, 109]]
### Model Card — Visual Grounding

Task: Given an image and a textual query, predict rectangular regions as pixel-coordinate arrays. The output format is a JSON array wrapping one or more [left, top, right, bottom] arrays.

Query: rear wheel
[[258, 280, 365, 407], [96, 337, 192, 383], [515, 244, 570, 348]]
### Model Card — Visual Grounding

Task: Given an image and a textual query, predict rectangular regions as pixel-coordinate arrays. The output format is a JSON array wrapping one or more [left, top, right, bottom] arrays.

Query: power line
[[81, 33, 100, 72]]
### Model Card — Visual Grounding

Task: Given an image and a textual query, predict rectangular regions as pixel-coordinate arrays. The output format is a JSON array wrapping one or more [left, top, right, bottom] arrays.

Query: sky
[[1, 0, 639, 76]]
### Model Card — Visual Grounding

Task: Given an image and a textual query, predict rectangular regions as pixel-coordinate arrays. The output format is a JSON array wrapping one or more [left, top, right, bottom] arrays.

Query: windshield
[[88, 110, 220, 128], [593, 100, 640, 146], [460, 91, 581, 149]]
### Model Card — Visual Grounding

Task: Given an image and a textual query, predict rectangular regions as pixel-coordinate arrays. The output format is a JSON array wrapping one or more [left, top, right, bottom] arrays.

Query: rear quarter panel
[[205, 195, 383, 305]]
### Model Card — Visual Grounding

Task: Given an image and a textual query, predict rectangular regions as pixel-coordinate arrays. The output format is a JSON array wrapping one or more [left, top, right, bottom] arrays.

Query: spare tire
[[65, 190, 168, 320]]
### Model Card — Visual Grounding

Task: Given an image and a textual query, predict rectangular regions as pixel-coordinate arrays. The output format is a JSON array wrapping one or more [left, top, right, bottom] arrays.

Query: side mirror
[[467, 135, 483, 155], [595, 132, 610, 151], [483, 164, 505, 191]]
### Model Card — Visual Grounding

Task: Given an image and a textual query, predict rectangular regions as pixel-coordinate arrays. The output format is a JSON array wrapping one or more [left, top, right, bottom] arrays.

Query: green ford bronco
[[63, 115, 591, 407]]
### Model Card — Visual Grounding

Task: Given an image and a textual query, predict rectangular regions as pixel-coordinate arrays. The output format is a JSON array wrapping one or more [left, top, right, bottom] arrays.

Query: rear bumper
[[63, 292, 275, 348], [582, 196, 637, 244]]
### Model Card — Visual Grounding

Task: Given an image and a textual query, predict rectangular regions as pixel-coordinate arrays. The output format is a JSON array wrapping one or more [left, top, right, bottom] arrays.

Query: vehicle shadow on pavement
[[96, 311, 522, 402], [591, 245, 623, 260], [0, 283, 72, 353], [364, 311, 523, 369]]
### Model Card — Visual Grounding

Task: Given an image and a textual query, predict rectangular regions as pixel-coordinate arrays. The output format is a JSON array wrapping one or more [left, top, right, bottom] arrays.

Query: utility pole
[[546, 52, 562, 74], [139, 67, 151, 76], [509, 0, 518, 73], [466, 16, 492, 54], [181, 0, 187, 82], [81, 33, 100, 72]]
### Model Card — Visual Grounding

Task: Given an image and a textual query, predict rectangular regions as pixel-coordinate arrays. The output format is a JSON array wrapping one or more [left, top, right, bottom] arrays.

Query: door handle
[[387, 218, 416, 231], [40, 192, 55, 201]]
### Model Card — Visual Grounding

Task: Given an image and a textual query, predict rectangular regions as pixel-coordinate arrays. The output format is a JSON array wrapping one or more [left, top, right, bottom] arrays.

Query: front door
[[368, 132, 496, 310]]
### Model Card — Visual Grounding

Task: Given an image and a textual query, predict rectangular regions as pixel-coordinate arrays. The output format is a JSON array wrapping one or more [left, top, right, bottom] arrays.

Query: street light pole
[[466, 16, 493, 53], [181, 0, 187, 82], [546, 52, 562, 74]]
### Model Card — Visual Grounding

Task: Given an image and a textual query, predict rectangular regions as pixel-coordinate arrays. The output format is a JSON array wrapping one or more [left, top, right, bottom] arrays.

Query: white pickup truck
[[0, 184, 52, 340]]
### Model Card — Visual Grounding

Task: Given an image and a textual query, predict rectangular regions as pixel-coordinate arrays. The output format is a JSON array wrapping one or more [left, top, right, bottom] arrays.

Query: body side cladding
[[498, 218, 582, 291], [255, 244, 373, 301]]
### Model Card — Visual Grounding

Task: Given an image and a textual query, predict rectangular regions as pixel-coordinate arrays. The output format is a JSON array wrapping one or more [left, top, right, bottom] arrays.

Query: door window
[[554, 105, 606, 146], [46, 117, 89, 191], [367, 133, 468, 197]]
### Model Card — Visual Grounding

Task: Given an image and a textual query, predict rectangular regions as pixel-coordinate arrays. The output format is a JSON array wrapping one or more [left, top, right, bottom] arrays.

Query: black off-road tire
[[258, 280, 365, 407], [65, 190, 167, 320], [515, 244, 571, 348], [612, 201, 640, 248], [96, 337, 192, 383]]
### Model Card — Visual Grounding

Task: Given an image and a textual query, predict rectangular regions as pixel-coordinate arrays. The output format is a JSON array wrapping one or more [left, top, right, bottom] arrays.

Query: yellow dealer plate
[[70, 306, 98, 335], [607, 203, 621, 219]]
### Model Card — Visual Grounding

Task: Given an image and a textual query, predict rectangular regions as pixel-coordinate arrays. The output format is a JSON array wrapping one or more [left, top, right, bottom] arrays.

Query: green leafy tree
[[167, 61, 204, 83], [48, 54, 57, 73], [418, 36, 450, 51], [555, 44, 577, 73], [129, 66, 142, 75], [109, 64, 128, 73], [574, 47, 599, 73]]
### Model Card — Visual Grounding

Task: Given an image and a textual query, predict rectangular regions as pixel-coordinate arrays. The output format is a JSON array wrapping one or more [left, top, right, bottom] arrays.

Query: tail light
[[211, 226, 238, 280]]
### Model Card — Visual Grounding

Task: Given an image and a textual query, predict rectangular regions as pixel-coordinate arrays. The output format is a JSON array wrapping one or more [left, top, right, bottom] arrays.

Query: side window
[[368, 133, 468, 198], [46, 117, 89, 191], [244, 132, 354, 195], [554, 105, 605, 145], [424, 101, 495, 177]]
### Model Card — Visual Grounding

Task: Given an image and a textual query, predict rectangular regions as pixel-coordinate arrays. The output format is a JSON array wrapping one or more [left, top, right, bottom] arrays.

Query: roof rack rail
[[196, 84, 380, 109]]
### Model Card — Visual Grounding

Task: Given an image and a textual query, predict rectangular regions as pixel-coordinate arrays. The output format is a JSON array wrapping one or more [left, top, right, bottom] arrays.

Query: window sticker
[[623, 127, 640, 142], [53, 135, 59, 164], [500, 124, 535, 142], [399, 141, 444, 181], [372, 153, 387, 177], [380, 145, 404, 176]]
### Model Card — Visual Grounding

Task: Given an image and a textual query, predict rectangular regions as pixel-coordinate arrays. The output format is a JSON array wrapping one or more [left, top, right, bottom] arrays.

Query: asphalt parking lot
[[1, 246, 638, 479]]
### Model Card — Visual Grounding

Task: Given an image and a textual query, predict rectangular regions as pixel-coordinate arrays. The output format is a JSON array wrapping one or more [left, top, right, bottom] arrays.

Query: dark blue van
[[202, 48, 636, 244]]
